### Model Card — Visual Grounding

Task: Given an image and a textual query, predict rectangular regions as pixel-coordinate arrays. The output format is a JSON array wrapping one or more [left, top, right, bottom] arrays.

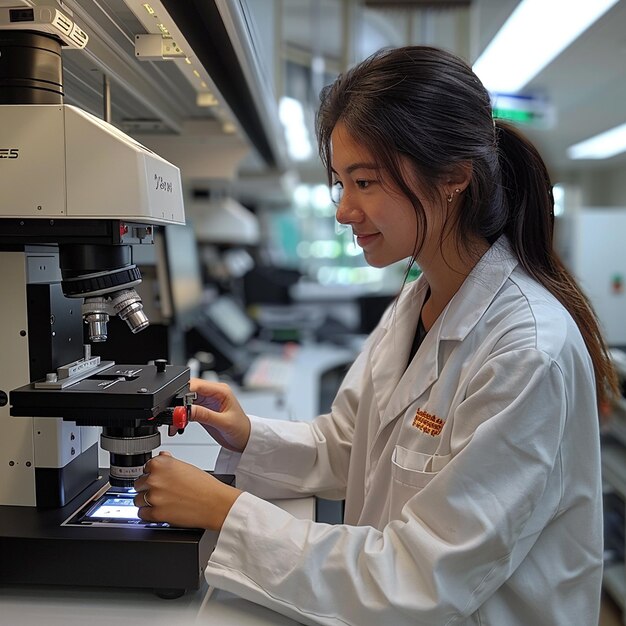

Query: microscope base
[[0, 476, 216, 595]]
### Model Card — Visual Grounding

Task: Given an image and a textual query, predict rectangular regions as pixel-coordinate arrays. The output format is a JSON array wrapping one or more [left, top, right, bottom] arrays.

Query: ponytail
[[496, 120, 618, 405]]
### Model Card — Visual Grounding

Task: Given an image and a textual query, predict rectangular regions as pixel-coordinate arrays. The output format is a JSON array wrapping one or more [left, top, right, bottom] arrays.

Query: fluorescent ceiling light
[[279, 97, 313, 162], [567, 122, 626, 160], [473, 0, 619, 94]]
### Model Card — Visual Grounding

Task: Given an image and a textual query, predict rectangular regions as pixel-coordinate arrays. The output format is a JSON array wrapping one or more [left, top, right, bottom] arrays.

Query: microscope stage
[[10, 363, 189, 424]]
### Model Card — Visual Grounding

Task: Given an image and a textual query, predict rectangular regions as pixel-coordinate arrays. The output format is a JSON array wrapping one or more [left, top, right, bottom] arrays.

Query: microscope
[[0, 6, 214, 597]]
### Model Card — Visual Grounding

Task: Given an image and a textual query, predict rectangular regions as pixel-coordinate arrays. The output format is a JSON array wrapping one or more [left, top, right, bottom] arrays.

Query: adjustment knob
[[173, 406, 189, 432], [155, 359, 168, 373]]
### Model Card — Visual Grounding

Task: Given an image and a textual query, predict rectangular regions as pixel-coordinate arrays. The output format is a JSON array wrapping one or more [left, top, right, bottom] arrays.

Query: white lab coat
[[204, 236, 603, 626]]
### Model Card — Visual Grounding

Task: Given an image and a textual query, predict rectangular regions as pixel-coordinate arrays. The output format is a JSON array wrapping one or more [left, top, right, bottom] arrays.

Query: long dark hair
[[316, 46, 618, 405]]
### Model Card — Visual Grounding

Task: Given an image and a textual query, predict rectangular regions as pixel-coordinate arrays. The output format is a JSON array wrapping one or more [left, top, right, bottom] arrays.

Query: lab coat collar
[[372, 236, 519, 429], [437, 235, 519, 341]]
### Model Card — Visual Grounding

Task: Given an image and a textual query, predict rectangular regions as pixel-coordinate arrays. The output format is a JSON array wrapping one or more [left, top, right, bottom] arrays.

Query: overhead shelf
[[161, 0, 288, 170], [38, 0, 289, 177]]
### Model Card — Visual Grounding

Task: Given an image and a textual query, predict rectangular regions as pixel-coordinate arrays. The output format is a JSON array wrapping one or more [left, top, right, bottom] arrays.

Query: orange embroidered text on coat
[[412, 409, 444, 436]]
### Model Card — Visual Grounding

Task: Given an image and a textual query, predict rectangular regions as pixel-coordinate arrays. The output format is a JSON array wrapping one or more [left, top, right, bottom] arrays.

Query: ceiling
[[514, 0, 626, 173], [277, 0, 626, 177], [5, 0, 626, 205]]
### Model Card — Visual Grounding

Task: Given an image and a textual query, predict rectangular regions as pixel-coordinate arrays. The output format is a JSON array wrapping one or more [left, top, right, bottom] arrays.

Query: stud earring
[[447, 188, 462, 203]]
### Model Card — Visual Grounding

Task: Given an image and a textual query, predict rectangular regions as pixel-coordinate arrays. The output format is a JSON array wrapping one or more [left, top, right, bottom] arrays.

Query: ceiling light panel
[[473, 0, 619, 94], [568, 122, 626, 160]]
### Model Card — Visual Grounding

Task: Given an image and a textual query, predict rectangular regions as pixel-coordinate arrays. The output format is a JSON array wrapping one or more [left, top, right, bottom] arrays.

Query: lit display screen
[[88, 496, 139, 520]]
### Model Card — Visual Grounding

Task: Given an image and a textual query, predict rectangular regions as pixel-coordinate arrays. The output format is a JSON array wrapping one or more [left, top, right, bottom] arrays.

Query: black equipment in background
[[242, 265, 301, 306], [186, 294, 257, 379]]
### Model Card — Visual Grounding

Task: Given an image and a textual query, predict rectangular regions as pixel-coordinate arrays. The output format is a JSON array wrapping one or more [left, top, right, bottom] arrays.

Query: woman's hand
[[175, 378, 251, 453], [134, 451, 242, 530]]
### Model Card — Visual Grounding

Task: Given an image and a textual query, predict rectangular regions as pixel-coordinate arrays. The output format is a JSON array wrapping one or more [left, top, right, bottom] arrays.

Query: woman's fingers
[[133, 453, 241, 529], [186, 377, 251, 452]]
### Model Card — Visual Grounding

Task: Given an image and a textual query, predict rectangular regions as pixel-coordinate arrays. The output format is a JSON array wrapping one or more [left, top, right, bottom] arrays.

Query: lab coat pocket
[[391, 445, 451, 489], [391, 446, 451, 516]]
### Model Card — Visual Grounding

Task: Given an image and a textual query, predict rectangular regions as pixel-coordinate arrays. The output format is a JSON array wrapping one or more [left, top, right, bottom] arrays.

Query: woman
[[135, 46, 617, 625]]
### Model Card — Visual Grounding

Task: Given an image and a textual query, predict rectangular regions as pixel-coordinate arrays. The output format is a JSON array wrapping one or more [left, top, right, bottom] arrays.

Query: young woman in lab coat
[[134, 47, 618, 625]]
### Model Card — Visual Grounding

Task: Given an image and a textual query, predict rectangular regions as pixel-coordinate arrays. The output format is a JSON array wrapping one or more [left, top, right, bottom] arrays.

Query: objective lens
[[109, 452, 151, 488], [81, 288, 149, 342], [118, 301, 149, 334], [100, 426, 161, 488], [84, 311, 108, 342]]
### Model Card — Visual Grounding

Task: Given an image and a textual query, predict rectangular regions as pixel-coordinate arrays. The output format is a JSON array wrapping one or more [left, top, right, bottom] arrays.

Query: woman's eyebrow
[[331, 162, 380, 176]]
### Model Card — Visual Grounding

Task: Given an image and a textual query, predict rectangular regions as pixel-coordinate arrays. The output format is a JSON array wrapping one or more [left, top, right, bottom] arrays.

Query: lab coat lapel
[[369, 276, 432, 426], [377, 303, 442, 429]]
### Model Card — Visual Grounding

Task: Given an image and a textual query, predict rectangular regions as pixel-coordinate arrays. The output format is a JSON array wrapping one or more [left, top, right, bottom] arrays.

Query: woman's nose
[[335, 196, 363, 225]]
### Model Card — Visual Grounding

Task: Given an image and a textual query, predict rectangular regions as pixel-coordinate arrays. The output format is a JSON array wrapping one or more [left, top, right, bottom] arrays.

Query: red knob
[[172, 406, 188, 431]]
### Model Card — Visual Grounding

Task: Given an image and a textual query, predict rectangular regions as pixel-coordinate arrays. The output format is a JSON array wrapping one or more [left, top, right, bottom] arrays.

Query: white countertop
[[0, 583, 301, 626]]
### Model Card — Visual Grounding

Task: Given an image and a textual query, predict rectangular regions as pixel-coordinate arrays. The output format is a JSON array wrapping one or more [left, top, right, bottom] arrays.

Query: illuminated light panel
[[196, 92, 218, 107], [567, 122, 626, 160], [473, 0, 619, 94]]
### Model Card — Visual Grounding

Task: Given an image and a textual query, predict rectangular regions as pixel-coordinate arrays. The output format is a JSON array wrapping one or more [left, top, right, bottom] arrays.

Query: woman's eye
[[331, 181, 344, 204], [356, 180, 370, 190]]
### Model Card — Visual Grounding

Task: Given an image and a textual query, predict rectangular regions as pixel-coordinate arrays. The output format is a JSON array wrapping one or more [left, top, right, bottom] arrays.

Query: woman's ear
[[445, 161, 473, 195]]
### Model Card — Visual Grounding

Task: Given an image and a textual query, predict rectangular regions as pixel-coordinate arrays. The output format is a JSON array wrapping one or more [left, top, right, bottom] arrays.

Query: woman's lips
[[355, 233, 381, 247]]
